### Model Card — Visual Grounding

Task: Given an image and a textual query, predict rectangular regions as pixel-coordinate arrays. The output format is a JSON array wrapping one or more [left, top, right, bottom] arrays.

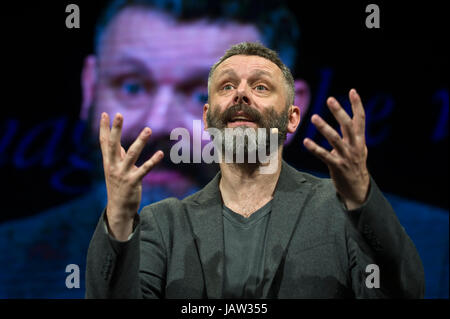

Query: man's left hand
[[303, 89, 370, 210]]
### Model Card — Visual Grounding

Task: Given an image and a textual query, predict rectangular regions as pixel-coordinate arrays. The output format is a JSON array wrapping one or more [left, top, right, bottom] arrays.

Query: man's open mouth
[[228, 116, 254, 123], [227, 112, 257, 126]]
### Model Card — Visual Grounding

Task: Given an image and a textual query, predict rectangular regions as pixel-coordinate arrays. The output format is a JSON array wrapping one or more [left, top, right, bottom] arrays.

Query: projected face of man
[[81, 7, 261, 195]]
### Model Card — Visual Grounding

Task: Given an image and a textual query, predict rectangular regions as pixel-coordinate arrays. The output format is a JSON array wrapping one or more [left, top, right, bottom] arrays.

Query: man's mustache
[[217, 103, 263, 128]]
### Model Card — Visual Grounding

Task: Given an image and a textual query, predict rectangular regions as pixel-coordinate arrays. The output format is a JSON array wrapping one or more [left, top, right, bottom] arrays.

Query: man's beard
[[206, 103, 289, 163]]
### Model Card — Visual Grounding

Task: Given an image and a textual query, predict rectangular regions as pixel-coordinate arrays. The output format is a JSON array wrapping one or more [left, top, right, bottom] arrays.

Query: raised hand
[[303, 89, 370, 210], [99, 112, 164, 240]]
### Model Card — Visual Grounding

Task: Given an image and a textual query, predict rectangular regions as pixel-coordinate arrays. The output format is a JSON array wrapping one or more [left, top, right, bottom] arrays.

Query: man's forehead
[[98, 7, 261, 79], [215, 55, 282, 79]]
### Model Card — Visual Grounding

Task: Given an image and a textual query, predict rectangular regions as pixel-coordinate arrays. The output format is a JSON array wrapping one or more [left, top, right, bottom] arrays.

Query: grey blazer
[[85, 161, 424, 298]]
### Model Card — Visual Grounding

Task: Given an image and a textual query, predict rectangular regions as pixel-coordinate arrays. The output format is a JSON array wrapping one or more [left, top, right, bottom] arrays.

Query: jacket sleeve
[[345, 176, 425, 298], [85, 206, 167, 298]]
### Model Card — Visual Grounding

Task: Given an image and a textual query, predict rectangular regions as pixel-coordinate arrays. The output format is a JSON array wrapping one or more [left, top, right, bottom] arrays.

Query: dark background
[[0, 0, 448, 222]]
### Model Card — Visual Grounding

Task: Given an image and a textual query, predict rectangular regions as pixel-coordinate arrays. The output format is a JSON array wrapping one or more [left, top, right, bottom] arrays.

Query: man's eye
[[255, 85, 268, 91], [120, 79, 146, 96], [222, 84, 234, 91]]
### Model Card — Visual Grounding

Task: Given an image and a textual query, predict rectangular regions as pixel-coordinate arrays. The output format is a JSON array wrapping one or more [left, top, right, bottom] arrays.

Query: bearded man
[[86, 42, 424, 298]]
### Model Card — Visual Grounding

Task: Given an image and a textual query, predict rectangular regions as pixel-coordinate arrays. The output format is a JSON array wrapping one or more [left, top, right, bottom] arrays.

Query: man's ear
[[80, 55, 97, 121], [284, 79, 311, 145], [203, 103, 209, 130]]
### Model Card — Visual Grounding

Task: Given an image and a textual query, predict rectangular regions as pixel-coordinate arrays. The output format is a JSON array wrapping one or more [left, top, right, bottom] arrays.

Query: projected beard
[[88, 105, 214, 201], [131, 135, 215, 200], [206, 103, 289, 163], [136, 134, 216, 184]]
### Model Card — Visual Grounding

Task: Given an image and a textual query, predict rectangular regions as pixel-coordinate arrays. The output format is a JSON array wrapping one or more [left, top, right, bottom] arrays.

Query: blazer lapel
[[185, 173, 224, 299], [261, 161, 313, 297]]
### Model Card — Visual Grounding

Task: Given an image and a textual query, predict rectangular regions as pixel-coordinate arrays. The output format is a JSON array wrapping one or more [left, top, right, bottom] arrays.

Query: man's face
[[94, 8, 261, 140], [90, 8, 260, 189], [205, 54, 290, 156]]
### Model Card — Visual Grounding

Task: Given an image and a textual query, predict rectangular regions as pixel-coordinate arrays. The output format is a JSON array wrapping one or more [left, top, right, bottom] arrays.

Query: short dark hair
[[208, 42, 295, 108], [94, 0, 301, 70]]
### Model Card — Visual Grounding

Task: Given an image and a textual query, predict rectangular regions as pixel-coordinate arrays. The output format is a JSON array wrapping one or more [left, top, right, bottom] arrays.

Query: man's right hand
[[99, 112, 164, 241]]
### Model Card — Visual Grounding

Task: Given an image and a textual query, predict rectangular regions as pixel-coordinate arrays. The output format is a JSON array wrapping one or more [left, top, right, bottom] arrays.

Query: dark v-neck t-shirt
[[222, 200, 273, 298]]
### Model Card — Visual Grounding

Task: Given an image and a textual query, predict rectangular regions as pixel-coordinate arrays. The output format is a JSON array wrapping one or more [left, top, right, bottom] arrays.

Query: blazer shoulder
[[139, 197, 192, 237], [284, 163, 333, 190], [285, 165, 345, 216], [140, 197, 184, 218], [299, 171, 330, 186]]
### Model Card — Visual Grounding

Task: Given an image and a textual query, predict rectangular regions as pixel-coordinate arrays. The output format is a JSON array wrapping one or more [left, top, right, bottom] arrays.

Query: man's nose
[[234, 81, 251, 105], [147, 85, 179, 137]]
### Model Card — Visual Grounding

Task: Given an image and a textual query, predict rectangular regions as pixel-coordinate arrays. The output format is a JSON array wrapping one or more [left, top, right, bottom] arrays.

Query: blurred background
[[0, 0, 447, 298]]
